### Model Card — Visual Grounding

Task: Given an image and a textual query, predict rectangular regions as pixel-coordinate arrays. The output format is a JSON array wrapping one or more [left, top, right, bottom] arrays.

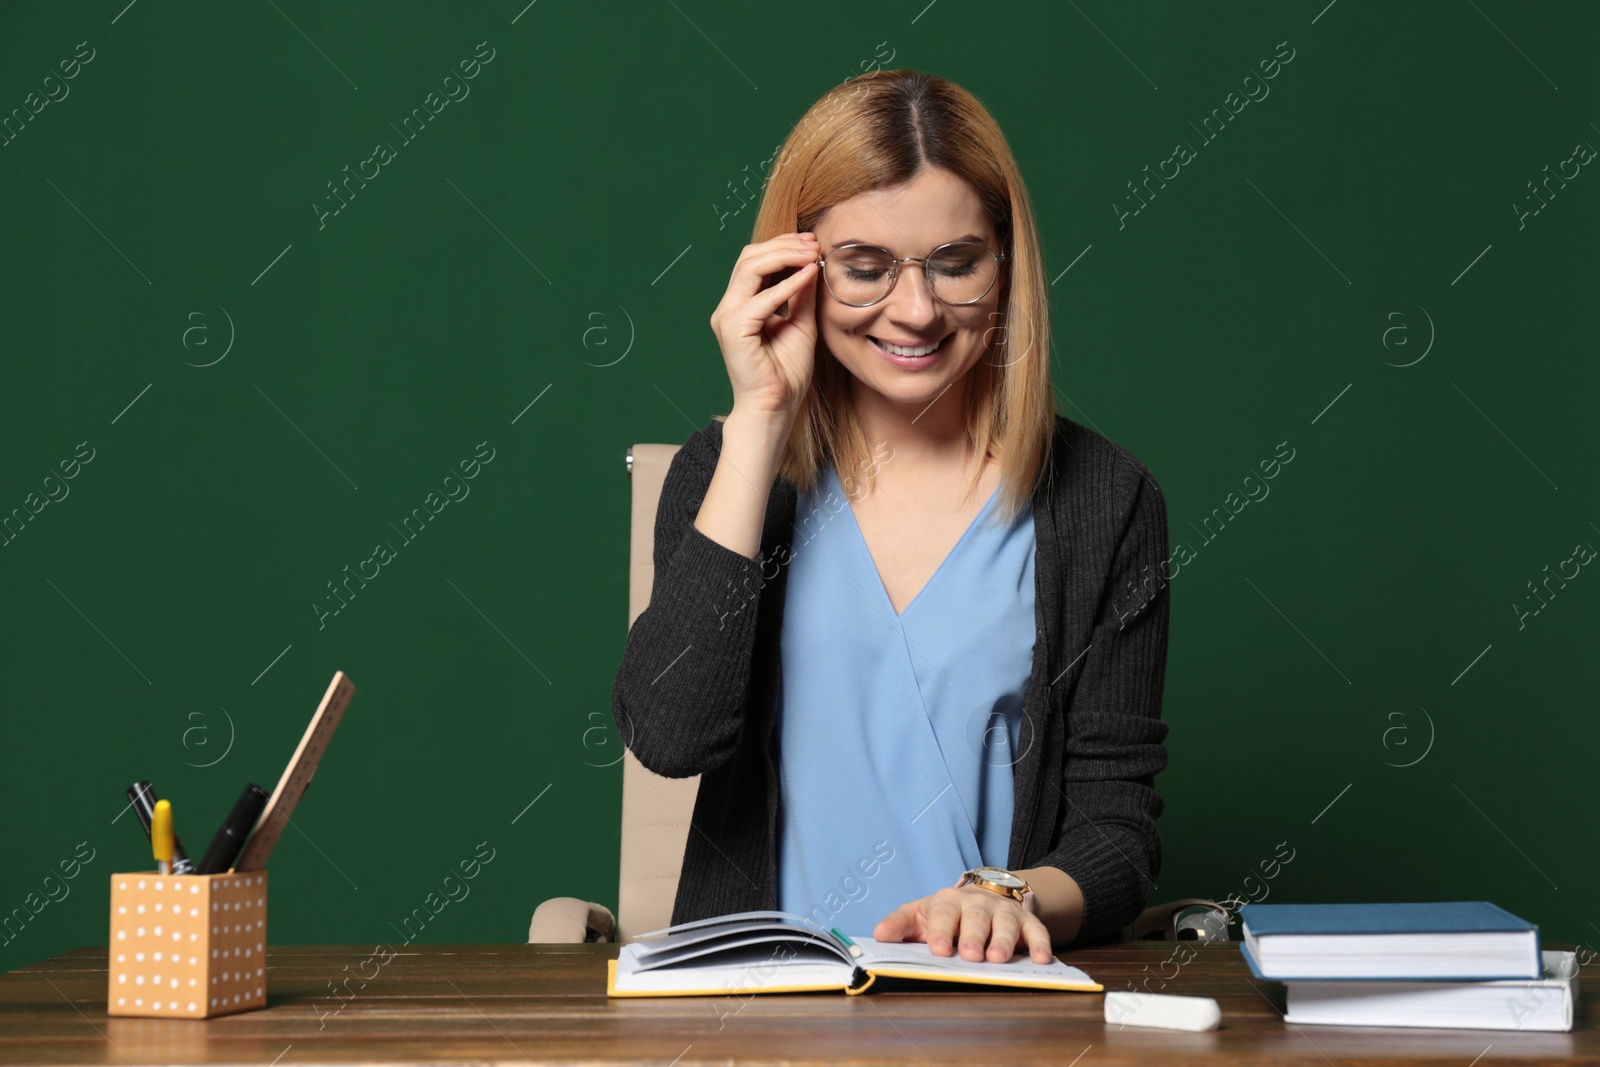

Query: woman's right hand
[[709, 232, 821, 423]]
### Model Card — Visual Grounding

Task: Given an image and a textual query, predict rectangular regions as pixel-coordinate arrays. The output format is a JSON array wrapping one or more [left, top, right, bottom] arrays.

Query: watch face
[[974, 866, 1026, 889]]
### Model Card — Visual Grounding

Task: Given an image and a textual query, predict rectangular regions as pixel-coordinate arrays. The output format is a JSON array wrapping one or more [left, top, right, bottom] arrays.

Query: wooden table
[[2, 941, 1594, 1065]]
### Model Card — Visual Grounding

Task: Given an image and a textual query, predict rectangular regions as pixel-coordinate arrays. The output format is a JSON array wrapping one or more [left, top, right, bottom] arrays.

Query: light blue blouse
[[774, 462, 1037, 936]]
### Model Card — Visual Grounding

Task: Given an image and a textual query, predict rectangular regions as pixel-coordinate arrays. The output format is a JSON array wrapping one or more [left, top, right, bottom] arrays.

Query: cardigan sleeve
[[1038, 456, 1171, 947], [610, 420, 771, 779]]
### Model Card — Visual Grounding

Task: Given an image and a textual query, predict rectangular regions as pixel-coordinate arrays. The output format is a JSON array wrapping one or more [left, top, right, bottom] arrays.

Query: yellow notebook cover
[[605, 912, 1102, 998]]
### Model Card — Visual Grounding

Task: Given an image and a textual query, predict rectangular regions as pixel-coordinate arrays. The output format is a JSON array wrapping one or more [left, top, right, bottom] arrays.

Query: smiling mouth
[[869, 334, 952, 358]]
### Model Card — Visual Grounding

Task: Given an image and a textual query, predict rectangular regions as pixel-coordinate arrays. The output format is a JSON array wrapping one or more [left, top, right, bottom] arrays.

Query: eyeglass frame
[[811, 240, 1008, 308]]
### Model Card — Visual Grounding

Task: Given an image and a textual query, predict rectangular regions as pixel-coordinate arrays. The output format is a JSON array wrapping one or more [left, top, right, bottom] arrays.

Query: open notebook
[[606, 911, 1102, 997]]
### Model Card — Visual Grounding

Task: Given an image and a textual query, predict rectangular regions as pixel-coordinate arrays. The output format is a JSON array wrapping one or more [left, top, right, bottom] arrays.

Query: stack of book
[[1238, 901, 1573, 1031]]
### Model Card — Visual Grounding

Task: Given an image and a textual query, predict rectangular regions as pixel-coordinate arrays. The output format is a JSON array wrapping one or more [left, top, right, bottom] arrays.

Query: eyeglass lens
[[823, 243, 998, 306]]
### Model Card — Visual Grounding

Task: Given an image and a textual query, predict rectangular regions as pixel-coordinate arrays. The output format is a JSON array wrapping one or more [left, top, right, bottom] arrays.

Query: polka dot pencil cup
[[107, 870, 267, 1019]]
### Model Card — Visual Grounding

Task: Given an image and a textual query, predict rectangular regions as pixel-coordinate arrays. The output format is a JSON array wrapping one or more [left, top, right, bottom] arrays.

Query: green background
[[2, 0, 1595, 974]]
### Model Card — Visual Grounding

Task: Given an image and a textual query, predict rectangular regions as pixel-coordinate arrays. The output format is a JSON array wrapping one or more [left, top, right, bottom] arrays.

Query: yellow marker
[[152, 799, 174, 876]]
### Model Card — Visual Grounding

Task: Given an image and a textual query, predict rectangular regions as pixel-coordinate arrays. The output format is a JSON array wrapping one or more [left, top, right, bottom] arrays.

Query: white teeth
[[876, 337, 943, 357]]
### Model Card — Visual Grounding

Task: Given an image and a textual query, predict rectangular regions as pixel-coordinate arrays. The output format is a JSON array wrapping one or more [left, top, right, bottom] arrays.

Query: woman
[[612, 69, 1170, 965]]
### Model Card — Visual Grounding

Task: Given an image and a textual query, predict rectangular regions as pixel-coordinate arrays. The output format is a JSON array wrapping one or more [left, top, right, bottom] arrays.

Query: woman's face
[[811, 167, 1006, 414]]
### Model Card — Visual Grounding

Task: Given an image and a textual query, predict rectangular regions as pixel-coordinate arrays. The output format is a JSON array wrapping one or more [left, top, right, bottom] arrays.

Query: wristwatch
[[957, 866, 1035, 911]]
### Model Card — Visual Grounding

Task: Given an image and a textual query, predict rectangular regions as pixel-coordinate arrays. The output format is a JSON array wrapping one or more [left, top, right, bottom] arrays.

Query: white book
[[1283, 949, 1576, 1031]]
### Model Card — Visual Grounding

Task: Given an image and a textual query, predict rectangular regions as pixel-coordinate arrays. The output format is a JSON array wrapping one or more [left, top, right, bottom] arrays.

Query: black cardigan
[[611, 413, 1171, 947]]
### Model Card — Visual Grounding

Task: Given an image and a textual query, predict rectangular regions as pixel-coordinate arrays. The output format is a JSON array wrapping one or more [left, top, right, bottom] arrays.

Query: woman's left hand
[[874, 886, 1053, 964]]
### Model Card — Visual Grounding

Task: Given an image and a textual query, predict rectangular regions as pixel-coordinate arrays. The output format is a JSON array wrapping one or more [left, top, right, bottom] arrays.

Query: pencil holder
[[107, 870, 267, 1019]]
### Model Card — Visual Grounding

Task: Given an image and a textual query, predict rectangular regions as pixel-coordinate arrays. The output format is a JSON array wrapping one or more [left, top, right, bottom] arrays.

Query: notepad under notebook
[[605, 911, 1102, 997], [1283, 949, 1576, 1031], [1239, 901, 1542, 981]]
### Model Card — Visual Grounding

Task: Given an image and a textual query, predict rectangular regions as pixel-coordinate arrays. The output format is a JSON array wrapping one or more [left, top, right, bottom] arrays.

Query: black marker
[[126, 781, 196, 875], [197, 783, 269, 875]]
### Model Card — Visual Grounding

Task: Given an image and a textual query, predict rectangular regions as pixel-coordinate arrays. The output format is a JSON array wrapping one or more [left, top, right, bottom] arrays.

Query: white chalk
[[1104, 991, 1221, 1032]]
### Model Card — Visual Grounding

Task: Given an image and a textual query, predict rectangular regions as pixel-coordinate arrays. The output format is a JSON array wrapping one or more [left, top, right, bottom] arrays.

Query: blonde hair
[[720, 68, 1055, 525]]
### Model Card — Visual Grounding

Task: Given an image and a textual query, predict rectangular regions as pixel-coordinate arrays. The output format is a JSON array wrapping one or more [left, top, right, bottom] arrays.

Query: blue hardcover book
[[1238, 901, 1541, 981]]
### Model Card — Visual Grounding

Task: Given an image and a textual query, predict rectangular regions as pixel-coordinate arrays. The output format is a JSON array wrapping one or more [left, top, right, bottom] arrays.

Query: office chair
[[529, 443, 697, 945], [528, 442, 1228, 946]]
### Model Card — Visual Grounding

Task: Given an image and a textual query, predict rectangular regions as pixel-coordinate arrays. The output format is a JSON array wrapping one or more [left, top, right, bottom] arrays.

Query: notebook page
[[613, 941, 853, 994], [630, 928, 853, 972], [631, 917, 838, 960], [852, 937, 1097, 987], [630, 910, 814, 941]]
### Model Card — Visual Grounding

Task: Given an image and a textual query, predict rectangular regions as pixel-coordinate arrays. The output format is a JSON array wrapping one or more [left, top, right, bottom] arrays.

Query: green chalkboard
[[2, 0, 1596, 981]]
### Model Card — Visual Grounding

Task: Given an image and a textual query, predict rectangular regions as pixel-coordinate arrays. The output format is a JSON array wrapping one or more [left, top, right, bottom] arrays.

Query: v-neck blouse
[[774, 462, 1038, 934]]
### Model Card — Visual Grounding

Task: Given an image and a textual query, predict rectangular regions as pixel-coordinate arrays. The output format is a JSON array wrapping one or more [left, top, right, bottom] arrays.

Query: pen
[[126, 782, 195, 875], [151, 800, 174, 876], [197, 783, 269, 875], [830, 927, 863, 958]]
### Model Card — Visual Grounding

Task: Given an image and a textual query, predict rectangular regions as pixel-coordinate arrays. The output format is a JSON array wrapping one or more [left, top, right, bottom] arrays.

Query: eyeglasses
[[814, 240, 1006, 308]]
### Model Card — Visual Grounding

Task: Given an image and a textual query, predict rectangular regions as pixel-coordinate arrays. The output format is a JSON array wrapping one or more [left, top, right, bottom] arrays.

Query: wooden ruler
[[234, 670, 355, 871]]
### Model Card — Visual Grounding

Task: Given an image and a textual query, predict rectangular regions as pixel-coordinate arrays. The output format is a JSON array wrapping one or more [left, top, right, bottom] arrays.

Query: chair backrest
[[616, 443, 700, 943]]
